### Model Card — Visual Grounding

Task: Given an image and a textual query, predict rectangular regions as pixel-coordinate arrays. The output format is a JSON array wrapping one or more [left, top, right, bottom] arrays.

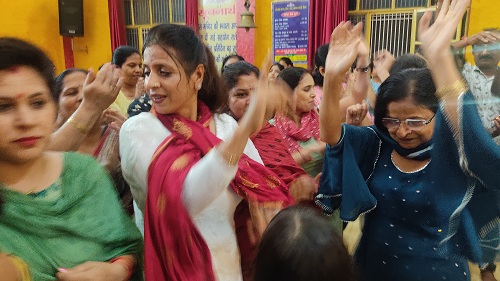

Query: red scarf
[[274, 110, 320, 152], [145, 102, 292, 281], [250, 123, 307, 186]]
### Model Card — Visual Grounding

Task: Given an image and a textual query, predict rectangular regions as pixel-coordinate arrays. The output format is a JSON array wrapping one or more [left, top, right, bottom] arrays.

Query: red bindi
[[7, 66, 20, 73], [15, 93, 26, 99]]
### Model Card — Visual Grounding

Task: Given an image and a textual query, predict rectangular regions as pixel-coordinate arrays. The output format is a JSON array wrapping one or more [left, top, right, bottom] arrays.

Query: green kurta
[[0, 152, 143, 281]]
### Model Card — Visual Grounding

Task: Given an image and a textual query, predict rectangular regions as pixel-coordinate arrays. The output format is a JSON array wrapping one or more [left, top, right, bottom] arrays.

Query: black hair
[[143, 24, 227, 112], [279, 57, 294, 67], [112, 45, 140, 68], [0, 37, 56, 96], [269, 62, 284, 72], [221, 54, 245, 74], [312, 44, 329, 86], [277, 67, 309, 91], [374, 68, 438, 133], [389, 54, 427, 75], [222, 61, 259, 90], [54, 68, 88, 102], [350, 57, 374, 73], [254, 205, 357, 281]]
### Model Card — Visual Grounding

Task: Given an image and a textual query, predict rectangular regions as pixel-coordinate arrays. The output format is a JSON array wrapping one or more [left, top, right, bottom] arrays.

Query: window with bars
[[124, 0, 186, 51], [348, 0, 467, 58]]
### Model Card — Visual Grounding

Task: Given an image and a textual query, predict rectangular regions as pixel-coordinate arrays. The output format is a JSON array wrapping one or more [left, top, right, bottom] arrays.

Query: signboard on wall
[[272, 1, 309, 68], [198, 0, 238, 69]]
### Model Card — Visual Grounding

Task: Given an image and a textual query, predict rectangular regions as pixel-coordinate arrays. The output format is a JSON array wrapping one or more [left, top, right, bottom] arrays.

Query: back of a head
[[278, 67, 309, 91], [254, 205, 356, 281], [221, 54, 245, 73], [222, 61, 259, 90], [313, 44, 329, 87], [374, 68, 438, 132], [389, 54, 427, 75], [0, 37, 56, 95], [143, 24, 226, 112], [279, 57, 294, 67], [112, 45, 140, 68]]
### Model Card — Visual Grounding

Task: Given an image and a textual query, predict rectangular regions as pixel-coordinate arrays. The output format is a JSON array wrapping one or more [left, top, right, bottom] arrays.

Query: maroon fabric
[[307, 0, 348, 69], [145, 102, 292, 280], [185, 0, 199, 33], [250, 123, 307, 186], [108, 0, 127, 50]]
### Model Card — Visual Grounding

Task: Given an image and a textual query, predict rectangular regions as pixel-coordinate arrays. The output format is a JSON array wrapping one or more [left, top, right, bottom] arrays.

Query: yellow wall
[[255, 0, 274, 65], [1, 0, 111, 74], [465, 0, 500, 62], [2, 1, 65, 73], [72, 0, 113, 71]]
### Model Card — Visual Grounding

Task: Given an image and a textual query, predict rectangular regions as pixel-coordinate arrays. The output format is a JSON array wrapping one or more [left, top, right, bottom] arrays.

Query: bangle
[[436, 80, 468, 99], [217, 148, 240, 166], [110, 256, 134, 280], [67, 117, 90, 134]]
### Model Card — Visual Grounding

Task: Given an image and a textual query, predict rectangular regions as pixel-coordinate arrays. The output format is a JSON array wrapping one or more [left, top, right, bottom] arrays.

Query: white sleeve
[[119, 113, 169, 212], [181, 113, 263, 216], [182, 149, 239, 216]]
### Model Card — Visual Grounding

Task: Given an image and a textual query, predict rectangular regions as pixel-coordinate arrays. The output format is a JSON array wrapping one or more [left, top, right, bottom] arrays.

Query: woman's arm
[[56, 255, 135, 281], [215, 53, 272, 166], [418, 0, 469, 127], [338, 39, 371, 122], [321, 22, 364, 145], [0, 254, 22, 281], [48, 64, 121, 151], [419, 0, 500, 187]]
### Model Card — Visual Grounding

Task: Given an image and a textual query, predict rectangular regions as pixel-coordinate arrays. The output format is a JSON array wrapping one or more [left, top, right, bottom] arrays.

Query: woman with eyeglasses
[[316, 1, 499, 279]]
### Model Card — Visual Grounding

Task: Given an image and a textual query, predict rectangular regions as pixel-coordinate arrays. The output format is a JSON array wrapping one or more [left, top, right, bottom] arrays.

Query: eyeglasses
[[381, 114, 435, 131], [472, 43, 500, 53]]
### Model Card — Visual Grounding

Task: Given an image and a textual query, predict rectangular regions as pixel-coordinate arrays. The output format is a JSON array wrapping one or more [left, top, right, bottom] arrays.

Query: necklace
[[391, 151, 431, 174]]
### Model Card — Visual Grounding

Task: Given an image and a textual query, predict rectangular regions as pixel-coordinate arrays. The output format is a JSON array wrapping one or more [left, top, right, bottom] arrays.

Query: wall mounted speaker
[[59, 0, 84, 37]]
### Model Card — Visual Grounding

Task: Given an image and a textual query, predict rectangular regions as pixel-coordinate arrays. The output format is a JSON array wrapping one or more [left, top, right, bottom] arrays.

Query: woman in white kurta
[[120, 24, 291, 281]]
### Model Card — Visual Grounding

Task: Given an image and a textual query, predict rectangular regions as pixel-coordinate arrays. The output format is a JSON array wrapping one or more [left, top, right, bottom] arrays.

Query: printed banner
[[272, 1, 309, 68], [198, 0, 238, 69]]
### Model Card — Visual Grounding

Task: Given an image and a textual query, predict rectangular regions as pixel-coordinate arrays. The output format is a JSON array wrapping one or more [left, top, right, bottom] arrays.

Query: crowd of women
[[0, 0, 498, 280]]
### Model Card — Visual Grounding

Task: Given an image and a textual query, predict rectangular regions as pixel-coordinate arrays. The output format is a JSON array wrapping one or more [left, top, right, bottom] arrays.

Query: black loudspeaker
[[58, 0, 84, 37]]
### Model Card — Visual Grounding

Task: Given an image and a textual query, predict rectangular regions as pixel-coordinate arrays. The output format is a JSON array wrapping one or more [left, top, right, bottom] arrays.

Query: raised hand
[[374, 50, 395, 75], [418, 0, 470, 61], [324, 21, 364, 77], [466, 30, 500, 46], [134, 77, 146, 98], [102, 109, 126, 131], [239, 51, 273, 136], [346, 101, 368, 126], [82, 63, 122, 113]]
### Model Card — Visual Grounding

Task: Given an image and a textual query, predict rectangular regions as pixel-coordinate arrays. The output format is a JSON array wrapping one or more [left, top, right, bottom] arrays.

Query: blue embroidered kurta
[[317, 91, 499, 281]]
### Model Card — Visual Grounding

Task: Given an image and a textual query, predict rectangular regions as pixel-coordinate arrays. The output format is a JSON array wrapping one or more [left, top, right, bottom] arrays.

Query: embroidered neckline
[[391, 151, 431, 174]]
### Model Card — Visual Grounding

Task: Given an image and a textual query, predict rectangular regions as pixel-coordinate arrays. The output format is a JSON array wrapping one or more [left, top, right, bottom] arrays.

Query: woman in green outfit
[[0, 38, 143, 281]]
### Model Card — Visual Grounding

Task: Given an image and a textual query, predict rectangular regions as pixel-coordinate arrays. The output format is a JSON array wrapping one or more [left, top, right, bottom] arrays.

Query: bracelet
[[67, 117, 90, 134], [110, 256, 134, 280], [436, 80, 468, 100], [217, 148, 240, 166]]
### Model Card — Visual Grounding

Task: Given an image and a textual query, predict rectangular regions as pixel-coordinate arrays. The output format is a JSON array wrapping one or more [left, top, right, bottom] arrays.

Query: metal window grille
[[125, 0, 185, 51], [370, 13, 413, 57]]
